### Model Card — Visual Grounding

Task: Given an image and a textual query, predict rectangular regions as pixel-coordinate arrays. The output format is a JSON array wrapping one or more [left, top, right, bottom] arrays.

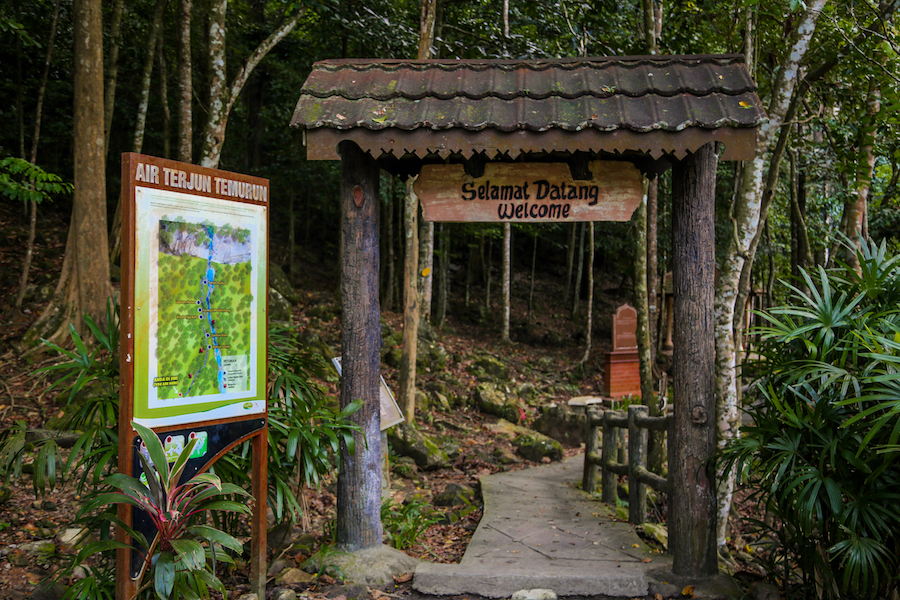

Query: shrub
[[721, 239, 900, 599]]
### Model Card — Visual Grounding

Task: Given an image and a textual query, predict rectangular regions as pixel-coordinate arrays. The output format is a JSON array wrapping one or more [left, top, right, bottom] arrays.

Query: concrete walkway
[[413, 456, 738, 599]]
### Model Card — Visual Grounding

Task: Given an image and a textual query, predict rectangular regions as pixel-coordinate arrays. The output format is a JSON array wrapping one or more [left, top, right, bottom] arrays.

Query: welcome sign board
[[413, 161, 643, 223]]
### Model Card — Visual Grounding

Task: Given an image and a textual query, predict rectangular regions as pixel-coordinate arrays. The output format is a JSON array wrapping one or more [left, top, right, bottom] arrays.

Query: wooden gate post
[[336, 141, 383, 550], [670, 142, 718, 576]]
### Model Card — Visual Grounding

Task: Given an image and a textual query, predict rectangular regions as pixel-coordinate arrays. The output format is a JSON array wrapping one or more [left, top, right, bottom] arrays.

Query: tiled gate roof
[[292, 55, 765, 164]]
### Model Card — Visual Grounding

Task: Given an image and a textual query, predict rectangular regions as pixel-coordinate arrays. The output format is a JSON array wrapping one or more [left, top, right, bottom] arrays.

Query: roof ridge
[[311, 55, 748, 74], [298, 85, 760, 101]]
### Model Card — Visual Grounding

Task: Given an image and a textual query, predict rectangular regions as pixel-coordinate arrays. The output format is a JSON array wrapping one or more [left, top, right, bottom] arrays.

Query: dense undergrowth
[[723, 239, 900, 599]]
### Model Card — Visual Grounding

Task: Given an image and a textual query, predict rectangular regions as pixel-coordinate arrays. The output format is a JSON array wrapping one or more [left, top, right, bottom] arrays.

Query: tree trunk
[[844, 78, 880, 268], [634, 180, 663, 470], [564, 223, 576, 303], [15, 0, 62, 313], [465, 240, 474, 306], [634, 182, 653, 400], [501, 222, 511, 342], [15, 2, 24, 160], [108, 0, 168, 265], [400, 179, 419, 424], [382, 182, 396, 311], [103, 0, 125, 155], [336, 141, 383, 552], [671, 143, 718, 577], [158, 37, 171, 158], [27, 0, 112, 346], [288, 192, 296, 279], [647, 178, 659, 369], [177, 0, 192, 163], [527, 234, 537, 323], [572, 223, 585, 319], [484, 233, 492, 313], [418, 219, 434, 322], [435, 223, 449, 327], [199, 6, 304, 168], [579, 223, 594, 364], [713, 0, 826, 549], [418, 0, 438, 59]]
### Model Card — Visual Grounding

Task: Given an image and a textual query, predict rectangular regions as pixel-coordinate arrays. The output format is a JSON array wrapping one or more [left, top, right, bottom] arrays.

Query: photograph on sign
[[132, 186, 267, 427], [332, 357, 404, 430]]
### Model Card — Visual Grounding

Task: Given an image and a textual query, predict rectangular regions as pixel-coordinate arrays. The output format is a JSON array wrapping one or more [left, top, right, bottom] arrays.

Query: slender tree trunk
[[579, 223, 594, 364], [400, 179, 419, 424], [435, 223, 449, 327], [501, 222, 511, 342], [465, 241, 474, 307], [484, 233, 492, 313], [418, 218, 434, 322], [635, 180, 663, 471], [713, 0, 826, 549], [132, 0, 168, 155], [103, 0, 125, 154], [564, 223, 576, 303], [572, 223, 585, 319], [288, 192, 296, 279], [647, 179, 659, 364], [844, 78, 880, 268], [336, 141, 382, 552], [15, 2, 24, 161], [527, 234, 537, 323], [177, 0, 192, 163], [108, 0, 168, 265], [15, 0, 62, 312], [383, 183, 396, 311], [158, 37, 171, 158]]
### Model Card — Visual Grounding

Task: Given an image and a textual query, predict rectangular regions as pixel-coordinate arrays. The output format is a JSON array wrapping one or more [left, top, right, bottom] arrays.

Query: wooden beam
[[670, 142, 718, 577], [336, 141, 384, 551]]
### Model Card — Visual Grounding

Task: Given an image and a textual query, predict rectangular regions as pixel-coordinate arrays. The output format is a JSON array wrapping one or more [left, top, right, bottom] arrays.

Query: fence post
[[601, 411, 618, 504], [583, 406, 601, 493], [628, 405, 649, 524]]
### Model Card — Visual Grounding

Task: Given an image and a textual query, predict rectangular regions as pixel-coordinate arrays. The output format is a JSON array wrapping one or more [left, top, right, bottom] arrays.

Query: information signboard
[[123, 154, 268, 428], [118, 153, 270, 599]]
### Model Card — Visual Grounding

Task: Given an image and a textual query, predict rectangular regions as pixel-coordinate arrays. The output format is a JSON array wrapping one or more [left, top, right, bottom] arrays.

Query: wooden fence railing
[[582, 405, 671, 525]]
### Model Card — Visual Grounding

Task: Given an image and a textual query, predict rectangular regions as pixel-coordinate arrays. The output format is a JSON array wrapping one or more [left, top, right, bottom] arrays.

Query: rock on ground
[[302, 544, 421, 587]]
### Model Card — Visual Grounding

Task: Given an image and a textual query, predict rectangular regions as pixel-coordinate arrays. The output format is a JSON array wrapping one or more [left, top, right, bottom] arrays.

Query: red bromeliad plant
[[73, 421, 251, 600]]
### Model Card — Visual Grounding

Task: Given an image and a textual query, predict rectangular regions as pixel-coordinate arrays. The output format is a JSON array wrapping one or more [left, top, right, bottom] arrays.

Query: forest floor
[[0, 201, 766, 599]]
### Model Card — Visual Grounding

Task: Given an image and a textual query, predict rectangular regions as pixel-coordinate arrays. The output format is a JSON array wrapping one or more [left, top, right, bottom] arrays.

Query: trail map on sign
[[132, 184, 266, 429], [155, 219, 252, 400]]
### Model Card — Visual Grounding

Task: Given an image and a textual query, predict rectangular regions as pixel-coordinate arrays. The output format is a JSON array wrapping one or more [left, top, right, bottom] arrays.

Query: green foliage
[[213, 325, 362, 525], [0, 301, 362, 595], [381, 498, 441, 550], [721, 238, 900, 599], [73, 421, 251, 600], [0, 157, 72, 203], [0, 298, 119, 496]]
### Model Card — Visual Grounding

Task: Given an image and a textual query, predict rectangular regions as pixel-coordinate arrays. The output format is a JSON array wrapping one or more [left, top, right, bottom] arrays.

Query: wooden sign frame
[[118, 153, 269, 599]]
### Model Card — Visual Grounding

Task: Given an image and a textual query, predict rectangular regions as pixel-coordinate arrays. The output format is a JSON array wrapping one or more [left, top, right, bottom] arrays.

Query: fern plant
[[722, 238, 900, 599]]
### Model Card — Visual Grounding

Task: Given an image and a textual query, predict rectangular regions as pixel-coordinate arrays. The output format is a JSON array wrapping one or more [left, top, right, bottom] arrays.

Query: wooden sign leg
[[250, 428, 268, 597]]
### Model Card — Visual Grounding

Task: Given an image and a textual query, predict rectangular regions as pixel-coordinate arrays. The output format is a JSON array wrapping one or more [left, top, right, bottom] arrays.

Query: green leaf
[[153, 551, 176, 600], [186, 525, 244, 553], [170, 538, 206, 572]]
